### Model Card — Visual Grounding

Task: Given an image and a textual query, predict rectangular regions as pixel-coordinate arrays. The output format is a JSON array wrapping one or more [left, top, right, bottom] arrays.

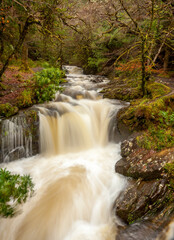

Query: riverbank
[[101, 73, 174, 239]]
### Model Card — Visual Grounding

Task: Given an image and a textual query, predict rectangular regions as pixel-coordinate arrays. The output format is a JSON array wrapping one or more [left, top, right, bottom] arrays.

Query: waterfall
[[38, 99, 116, 155], [0, 66, 127, 240], [1, 116, 33, 163]]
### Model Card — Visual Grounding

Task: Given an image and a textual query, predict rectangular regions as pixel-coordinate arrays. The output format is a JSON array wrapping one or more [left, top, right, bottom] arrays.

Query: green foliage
[[0, 103, 18, 118], [137, 126, 174, 151], [164, 162, 174, 189], [165, 162, 174, 177], [0, 168, 34, 217], [159, 111, 174, 127], [87, 57, 107, 73], [17, 90, 34, 108], [34, 67, 65, 103], [136, 109, 174, 150], [119, 87, 174, 150]]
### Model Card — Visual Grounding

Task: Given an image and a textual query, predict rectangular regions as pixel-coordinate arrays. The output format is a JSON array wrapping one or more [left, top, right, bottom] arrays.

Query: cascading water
[[1, 117, 33, 162], [0, 66, 127, 240]]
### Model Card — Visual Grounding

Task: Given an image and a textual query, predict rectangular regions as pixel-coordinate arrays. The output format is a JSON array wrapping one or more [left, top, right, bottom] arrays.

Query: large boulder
[[115, 136, 174, 238], [116, 138, 174, 180], [0, 109, 40, 163], [115, 178, 173, 224]]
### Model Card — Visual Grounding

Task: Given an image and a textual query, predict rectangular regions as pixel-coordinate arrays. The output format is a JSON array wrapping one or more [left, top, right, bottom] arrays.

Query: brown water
[[0, 66, 127, 240]]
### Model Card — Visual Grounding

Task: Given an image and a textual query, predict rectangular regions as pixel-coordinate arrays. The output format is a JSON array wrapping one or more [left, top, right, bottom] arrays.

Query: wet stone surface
[[0, 109, 40, 163], [116, 138, 174, 180], [115, 136, 174, 238]]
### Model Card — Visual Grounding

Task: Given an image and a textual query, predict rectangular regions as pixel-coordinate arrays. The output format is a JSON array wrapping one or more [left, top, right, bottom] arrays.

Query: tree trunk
[[0, 34, 4, 58], [21, 41, 29, 71], [0, 16, 38, 80], [141, 37, 146, 96], [163, 47, 170, 72]]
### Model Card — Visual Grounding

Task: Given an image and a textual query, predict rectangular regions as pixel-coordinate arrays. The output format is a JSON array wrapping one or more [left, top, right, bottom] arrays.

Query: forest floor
[[0, 66, 34, 106], [0, 65, 174, 107], [155, 75, 174, 89]]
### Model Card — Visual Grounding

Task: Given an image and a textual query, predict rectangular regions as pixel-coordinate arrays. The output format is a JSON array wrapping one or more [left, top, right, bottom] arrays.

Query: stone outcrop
[[115, 136, 174, 238], [0, 108, 40, 163], [116, 138, 174, 180], [115, 178, 172, 224]]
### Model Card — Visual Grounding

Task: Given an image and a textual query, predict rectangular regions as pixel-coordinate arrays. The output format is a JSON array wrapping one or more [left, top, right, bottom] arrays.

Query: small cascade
[[38, 98, 117, 156], [0, 111, 39, 163], [1, 117, 32, 163]]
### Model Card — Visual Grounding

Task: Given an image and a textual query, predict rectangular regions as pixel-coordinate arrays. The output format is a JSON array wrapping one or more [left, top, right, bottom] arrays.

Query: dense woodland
[[0, 0, 174, 219], [0, 0, 173, 76]]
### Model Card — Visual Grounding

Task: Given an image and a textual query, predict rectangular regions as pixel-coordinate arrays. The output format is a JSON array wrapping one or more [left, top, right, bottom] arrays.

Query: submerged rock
[[0, 109, 40, 163]]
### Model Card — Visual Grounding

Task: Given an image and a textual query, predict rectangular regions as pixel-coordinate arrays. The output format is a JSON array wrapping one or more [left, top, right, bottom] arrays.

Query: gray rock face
[[116, 138, 174, 180], [115, 178, 171, 224], [0, 109, 40, 163], [115, 136, 174, 238]]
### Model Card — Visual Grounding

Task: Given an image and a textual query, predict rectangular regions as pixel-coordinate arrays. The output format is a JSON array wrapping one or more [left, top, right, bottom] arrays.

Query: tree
[[0, 0, 75, 79], [107, 0, 174, 95]]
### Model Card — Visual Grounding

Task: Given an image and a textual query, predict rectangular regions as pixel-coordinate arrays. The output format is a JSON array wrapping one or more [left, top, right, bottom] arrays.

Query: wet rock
[[116, 138, 174, 180], [114, 135, 174, 238], [120, 138, 137, 157], [116, 201, 174, 240], [0, 108, 40, 163], [116, 221, 160, 240], [115, 178, 173, 224]]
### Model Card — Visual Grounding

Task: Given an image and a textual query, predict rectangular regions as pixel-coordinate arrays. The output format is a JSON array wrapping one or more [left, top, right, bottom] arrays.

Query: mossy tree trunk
[[0, 16, 40, 80], [0, 34, 4, 58], [163, 47, 170, 72], [141, 37, 146, 97], [21, 41, 30, 71]]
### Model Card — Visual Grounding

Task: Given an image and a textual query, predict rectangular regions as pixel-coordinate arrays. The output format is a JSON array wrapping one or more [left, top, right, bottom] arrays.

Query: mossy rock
[[119, 93, 174, 131], [146, 82, 171, 99], [0, 103, 19, 118], [102, 86, 142, 101]]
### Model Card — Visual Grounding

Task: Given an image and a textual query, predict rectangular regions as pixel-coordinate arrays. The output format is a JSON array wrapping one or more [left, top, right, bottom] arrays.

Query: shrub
[[0, 168, 34, 217], [34, 67, 65, 103]]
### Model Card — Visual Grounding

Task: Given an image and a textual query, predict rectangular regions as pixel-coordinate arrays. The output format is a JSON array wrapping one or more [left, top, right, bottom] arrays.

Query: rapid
[[0, 66, 127, 240]]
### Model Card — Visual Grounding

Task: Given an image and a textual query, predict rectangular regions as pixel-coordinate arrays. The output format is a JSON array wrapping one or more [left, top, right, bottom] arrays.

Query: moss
[[136, 127, 174, 151], [146, 82, 171, 99], [127, 213, 137, 224], [103, 86, 142, 101], [0, 83, 8, 91], [17, 90, 35, 108], [0, 103, 19, 118], [165, 162, 174, 189]]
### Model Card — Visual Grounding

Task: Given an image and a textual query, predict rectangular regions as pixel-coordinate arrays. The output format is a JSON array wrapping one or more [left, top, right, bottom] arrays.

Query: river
[[0, 66, 127, 240]]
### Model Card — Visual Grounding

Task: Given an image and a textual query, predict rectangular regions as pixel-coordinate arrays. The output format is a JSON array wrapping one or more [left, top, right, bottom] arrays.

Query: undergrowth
[[0, 168, 34, 217]]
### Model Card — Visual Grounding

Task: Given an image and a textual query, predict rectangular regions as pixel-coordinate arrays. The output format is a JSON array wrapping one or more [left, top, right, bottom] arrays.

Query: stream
[[0, 66, 127, 240]]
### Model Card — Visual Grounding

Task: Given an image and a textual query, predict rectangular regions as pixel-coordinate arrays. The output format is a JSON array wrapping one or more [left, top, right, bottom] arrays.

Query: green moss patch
[[101, 77, 142, 101], [146, 82, 171, 99], [17, 90, 35, 108], [0, 103, 18, 118], [119, 89, 174, 150], [165, 162, 174, 189]]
